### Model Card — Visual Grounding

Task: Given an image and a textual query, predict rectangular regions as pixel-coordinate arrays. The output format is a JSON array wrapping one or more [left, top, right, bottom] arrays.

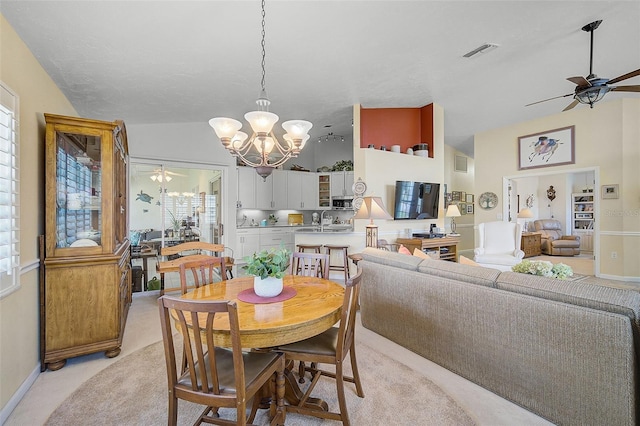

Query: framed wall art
[[466, 204, 474, 214], [601, 184, 619, 199], [518, 125, 575, 170]]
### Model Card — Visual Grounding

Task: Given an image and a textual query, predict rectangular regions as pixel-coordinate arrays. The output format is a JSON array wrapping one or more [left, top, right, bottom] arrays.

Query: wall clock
[[479, 192, 498, 210], [352, 196, 364, 212]]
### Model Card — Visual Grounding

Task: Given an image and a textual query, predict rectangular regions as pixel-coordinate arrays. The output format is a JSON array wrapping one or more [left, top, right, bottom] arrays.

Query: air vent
[[463, 43, 499, 58], [454, 155, 468, 173]]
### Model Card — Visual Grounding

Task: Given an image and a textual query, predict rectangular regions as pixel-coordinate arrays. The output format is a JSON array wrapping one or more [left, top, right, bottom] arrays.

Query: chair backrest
[[289, 252, 330, 278], [336, 267, 362, 360], [178, 256, 226, 294], [534, 219, 564, 239], [161, 241, 225, 257], [477, 221, 522, 254], [158, 296, 246, 401]]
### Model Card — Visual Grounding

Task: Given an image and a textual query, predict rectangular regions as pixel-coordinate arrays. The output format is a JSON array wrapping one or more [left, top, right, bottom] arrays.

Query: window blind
[[0, 82, 20, 298]]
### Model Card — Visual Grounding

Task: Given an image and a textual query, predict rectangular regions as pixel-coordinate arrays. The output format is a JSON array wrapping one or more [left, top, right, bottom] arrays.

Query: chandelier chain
[[260, 0, 266, 93]]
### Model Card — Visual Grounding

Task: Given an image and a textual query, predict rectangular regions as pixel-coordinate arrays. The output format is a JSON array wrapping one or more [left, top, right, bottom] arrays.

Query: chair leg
[[335, 363, 351, 426], [168, 394, 178, 426], [349, 345, 364, 398], [298, 360, 306, 383]]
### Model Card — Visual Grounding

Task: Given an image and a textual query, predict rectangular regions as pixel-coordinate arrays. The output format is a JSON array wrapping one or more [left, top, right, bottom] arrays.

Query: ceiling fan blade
[[563, 99, 580, 111], [611, 85, 640, 92], [567, 76, 590, 86], [608, 68, 640, 85], [525, 93, 574, 107]]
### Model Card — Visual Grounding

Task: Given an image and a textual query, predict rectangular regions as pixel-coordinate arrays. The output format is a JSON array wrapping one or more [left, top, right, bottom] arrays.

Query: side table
[[521, 233, 542, 258]]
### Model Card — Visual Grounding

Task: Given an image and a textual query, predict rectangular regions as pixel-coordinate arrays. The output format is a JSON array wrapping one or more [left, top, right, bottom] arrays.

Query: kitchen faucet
[[320, 210, 328, 232]]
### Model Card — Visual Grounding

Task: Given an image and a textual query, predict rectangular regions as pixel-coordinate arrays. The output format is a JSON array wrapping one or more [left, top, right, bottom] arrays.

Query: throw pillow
[[459, 255, 480, 266], [398, 244, 411, 255], [412, 248, 431, 259]]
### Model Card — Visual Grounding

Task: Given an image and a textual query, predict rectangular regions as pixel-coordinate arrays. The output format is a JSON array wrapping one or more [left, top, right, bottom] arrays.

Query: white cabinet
[[318, 174, 331, 209], [330, 171, 354, 197], [574, 229, 594, 253], [256, 169, 288, 210], [288, 171, 318, 210], [237, 167, 256, 209], [259, 228, 294, 253], [236, 229, 260, 262]]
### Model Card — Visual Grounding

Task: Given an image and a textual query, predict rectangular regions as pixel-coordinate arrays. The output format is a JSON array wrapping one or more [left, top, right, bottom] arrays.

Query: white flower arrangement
[[512, 260, 573, 279]]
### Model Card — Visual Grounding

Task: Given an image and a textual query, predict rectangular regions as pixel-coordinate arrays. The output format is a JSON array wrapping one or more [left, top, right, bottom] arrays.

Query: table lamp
[[446, 204, 461, 235], [518, 208, 534, 232], [354, 196, 393, 247]]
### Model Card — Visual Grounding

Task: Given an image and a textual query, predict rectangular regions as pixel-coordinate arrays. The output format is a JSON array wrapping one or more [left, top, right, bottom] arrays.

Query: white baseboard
[[0, 363, 40, 425], [597, 273, 640, 283]]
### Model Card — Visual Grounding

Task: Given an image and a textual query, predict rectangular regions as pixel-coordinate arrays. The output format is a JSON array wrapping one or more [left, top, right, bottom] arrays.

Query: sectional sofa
[[359, 247, 639, 426]]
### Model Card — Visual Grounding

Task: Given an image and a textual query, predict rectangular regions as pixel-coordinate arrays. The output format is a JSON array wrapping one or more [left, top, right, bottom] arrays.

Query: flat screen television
[[393, 180, 440, 220]]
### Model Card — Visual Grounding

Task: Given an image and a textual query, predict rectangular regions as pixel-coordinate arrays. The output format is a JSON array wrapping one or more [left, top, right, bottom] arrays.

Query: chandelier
[[209, 0, 312, 180]]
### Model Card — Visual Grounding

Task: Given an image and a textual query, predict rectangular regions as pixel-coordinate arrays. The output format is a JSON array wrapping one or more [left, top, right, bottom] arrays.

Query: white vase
[[253, 276, 284, 297]]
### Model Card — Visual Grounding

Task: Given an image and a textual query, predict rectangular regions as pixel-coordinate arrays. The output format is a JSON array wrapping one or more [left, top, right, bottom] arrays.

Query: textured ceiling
[[2, 1, 639, 157]]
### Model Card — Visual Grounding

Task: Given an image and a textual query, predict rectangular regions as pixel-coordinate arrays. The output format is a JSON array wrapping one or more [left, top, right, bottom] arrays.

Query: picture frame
[[460, 191, 467, 201], [459, 202, 467, 215], [465, 194, 474, 203], [451, 191, 462, 201], [466, 204, 474, 214], [601, 184, 619, 199], [518, 125, 575, 170]]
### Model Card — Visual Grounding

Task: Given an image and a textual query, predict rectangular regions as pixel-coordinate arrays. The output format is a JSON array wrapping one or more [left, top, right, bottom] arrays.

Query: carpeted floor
[[45, 338, 475, 426], [528, 254, 594, 276]]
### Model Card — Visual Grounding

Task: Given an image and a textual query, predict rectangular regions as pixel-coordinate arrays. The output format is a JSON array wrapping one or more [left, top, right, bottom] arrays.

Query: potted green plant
[[243, 246, 291, 297]]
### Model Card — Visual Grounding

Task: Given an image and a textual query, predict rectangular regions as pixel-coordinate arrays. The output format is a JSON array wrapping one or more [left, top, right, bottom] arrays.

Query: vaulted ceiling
[[2, 1, 639, 157]]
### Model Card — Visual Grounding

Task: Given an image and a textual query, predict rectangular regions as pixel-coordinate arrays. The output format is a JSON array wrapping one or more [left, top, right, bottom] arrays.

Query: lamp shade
[[518, 208, 534, 218], [209, 117, 242, 141], [282, 120, 313, 140], [354, 196, 393, 221], [446, 205, 461, 217], [244, 111, 279, 134]]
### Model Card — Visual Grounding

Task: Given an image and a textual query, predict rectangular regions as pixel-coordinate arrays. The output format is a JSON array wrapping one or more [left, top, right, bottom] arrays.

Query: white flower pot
[[253, 276, 283, 297]]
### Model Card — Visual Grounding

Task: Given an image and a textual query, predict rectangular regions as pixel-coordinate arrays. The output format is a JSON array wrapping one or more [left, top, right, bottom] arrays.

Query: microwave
[[332, 197, 353, 210]]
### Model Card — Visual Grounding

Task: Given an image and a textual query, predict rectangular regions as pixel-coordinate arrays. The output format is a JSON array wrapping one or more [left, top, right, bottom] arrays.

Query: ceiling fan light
[[245, 111, 279, 134], [576, 86, 609, 106]]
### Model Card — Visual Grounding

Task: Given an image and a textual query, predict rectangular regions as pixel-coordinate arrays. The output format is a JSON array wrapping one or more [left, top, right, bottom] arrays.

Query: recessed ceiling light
[[463, 43, 499, 58]]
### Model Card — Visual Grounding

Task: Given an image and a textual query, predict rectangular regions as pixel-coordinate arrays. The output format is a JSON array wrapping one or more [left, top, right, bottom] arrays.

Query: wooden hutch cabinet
[[41, 114, 130, 371]]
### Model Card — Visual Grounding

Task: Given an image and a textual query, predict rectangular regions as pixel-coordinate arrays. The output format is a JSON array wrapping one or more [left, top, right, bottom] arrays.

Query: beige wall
[[0, 15, 77, 413], [443, 145, 475, 253], [475, 98, 640, 280]]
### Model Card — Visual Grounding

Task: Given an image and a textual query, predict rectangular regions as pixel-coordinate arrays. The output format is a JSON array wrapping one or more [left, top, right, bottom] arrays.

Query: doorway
[[129, 160, 226, 291]]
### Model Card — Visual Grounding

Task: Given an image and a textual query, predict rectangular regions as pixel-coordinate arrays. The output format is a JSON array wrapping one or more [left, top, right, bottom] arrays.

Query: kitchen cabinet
[[259, 227, 294, 253], [318, 174, 331, 209], [330, 171, 354, 197], [237, 167, 256, 209], [236, 228, 260, 261], [41, 113, 130, 371], [288, 171, 318, 210], [256, 169, 287, 210]]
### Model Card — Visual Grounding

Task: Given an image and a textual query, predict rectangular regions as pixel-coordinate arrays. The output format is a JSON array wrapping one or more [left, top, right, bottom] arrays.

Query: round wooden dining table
[[179, 274, 344, 349]]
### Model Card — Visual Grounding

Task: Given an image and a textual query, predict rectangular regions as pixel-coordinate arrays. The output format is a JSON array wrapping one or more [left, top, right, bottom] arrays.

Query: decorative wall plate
[[478, 192, 498, 210], [352, 179, 367, 196], [352, 196, 364, 211]]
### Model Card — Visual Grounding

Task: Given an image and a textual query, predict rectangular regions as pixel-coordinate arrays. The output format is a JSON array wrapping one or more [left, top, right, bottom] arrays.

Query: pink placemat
[[237, 286, 297, 304]]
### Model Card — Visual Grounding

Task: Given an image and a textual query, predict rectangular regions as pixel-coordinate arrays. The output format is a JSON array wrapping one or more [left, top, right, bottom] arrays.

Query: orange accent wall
[[360, 105, 434, 157]]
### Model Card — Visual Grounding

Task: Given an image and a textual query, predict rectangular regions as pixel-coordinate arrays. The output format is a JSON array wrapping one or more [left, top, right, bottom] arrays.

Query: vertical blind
[[0, 81, 20, 297]]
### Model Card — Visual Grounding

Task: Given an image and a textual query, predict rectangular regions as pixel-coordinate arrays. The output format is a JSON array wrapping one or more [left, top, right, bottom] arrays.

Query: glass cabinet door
[[55, 131, 102, 248]]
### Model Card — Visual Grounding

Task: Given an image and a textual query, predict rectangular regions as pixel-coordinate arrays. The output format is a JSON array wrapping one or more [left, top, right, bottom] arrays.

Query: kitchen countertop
[[238, 224, 353, 233]]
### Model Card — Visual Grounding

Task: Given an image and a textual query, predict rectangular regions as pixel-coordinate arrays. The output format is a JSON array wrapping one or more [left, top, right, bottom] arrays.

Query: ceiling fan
[[526, 20, 640, 111], [141, 168, 186, 182]]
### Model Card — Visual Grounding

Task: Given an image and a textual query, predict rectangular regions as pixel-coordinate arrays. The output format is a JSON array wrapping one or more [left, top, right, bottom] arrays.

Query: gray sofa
[[359, 247, 640, 426]]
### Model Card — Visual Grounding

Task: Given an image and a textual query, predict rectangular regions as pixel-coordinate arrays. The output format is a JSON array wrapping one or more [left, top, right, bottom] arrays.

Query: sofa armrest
[[561, 235, 580, 241], [513, 249, 525, 259]]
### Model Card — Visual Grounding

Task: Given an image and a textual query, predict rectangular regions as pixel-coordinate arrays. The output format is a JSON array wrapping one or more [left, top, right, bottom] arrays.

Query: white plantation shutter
[[0, 81, 20, 298]]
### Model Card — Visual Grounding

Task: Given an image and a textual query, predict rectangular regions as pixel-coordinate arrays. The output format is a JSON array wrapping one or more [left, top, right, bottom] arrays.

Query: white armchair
[[474, 221, 525, 271]]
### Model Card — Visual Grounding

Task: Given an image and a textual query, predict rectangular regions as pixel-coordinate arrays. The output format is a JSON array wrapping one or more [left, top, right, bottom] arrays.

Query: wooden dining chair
[[178, 256, 227, 295], [274, 268, 364, 425], [158, 295, 286, 426], [289, 251, 330, 278], [161, 241, 234, 279]]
